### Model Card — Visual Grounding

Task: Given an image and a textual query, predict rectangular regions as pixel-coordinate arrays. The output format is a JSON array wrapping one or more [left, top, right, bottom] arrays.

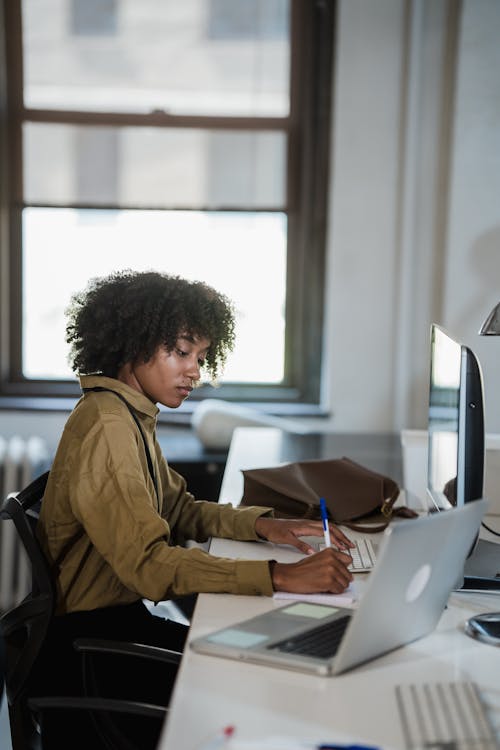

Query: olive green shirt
[[37, 376, 274, 615]]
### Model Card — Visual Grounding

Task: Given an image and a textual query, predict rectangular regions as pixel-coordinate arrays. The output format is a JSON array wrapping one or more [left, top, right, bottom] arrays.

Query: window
[[0, 0, 334, 409]]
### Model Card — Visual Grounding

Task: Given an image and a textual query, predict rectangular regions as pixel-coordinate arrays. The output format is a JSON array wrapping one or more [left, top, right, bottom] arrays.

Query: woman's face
[[117, 334, 210, 407]]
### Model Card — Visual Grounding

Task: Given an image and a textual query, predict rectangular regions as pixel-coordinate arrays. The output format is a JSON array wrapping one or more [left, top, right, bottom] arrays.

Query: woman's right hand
[[271, 548, 353, 594]]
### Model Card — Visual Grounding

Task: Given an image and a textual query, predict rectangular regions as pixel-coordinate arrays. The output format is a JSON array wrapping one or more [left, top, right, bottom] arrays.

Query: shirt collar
[[79, 375, 160, 419]]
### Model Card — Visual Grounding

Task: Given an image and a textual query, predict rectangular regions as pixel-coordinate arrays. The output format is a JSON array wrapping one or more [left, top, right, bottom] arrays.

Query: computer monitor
[[427, 324, 485, 512]]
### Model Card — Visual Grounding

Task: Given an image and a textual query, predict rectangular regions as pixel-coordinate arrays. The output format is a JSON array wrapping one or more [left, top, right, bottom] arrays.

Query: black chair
[[1, 627, 5, 712], [0, 472, 182, 750]]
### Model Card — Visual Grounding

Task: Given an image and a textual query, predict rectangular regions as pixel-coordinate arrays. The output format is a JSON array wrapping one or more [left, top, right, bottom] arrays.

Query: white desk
[[159, 427, 500, 750]]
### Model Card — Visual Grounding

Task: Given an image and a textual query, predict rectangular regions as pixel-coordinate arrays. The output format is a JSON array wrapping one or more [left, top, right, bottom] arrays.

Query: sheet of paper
[[226, 739, 352, 750], [198, 734, 384, 750], [272, 580, 362, 608], [227, 742, 382, 750]]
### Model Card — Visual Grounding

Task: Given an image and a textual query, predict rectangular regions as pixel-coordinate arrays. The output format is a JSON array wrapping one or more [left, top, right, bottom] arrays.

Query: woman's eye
[[176, 348, 188, 357]]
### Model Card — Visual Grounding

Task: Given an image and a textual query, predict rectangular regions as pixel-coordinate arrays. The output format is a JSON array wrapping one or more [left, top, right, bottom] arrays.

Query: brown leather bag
[[240, 457, 417, 532]]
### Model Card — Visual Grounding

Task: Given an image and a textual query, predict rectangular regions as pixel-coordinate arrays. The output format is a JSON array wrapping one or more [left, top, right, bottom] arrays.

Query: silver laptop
[[190, 499, 487, 676]]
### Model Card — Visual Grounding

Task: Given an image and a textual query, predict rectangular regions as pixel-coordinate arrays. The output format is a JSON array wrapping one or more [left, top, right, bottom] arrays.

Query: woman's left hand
[[254, 517, 355, 556]]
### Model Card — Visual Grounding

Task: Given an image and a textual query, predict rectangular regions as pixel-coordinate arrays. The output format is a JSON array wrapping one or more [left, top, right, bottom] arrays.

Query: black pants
[[29, 600, 188, 749]]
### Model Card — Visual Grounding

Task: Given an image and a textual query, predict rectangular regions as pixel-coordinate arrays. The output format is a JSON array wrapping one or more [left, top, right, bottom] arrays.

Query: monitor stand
[[461, 539, 500, 591]]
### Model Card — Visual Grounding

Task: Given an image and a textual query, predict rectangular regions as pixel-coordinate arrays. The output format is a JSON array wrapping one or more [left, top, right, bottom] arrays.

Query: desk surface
[[159, 428, 500, 750]]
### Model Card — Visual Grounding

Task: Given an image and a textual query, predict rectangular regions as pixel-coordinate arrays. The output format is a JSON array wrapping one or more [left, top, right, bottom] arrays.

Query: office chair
[[1, 627, 5, 710], [0, 472, 182, 750]]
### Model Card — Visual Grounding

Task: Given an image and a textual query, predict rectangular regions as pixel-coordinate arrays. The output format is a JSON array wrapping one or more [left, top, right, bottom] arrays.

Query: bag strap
[[342, 501, 418, 534], [82, 386, 159, 503], [52, 530, 92, 597]]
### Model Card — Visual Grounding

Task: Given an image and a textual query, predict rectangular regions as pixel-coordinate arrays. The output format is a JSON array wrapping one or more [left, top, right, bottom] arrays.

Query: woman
[[33, 270, 353, 746]]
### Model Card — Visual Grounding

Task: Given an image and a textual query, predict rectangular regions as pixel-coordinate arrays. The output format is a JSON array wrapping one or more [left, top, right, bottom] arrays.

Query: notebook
[[190, 499, 487, 676]]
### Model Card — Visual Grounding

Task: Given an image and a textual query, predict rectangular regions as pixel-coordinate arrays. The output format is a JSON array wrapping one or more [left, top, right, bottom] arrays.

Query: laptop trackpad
[[205, 602, 343, 650]]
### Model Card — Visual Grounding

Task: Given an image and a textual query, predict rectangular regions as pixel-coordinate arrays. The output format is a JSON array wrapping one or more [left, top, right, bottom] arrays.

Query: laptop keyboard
[[268, 614, 351, 659]]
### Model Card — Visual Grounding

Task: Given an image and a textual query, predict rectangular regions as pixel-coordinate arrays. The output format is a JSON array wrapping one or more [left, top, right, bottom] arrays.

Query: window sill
[[0, 394, 330, 424]]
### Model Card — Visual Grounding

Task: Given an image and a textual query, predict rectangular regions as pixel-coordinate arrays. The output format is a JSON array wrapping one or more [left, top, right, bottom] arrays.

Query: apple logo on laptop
[[405, 564, 432, 603]]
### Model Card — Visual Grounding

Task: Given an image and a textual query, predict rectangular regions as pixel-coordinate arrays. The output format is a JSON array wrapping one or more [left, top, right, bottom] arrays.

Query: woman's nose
[[185, 357, 201, 380]]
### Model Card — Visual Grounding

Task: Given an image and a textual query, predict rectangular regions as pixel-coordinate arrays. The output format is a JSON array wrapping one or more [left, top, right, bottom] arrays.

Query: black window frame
[[0, 0, 335, 410]]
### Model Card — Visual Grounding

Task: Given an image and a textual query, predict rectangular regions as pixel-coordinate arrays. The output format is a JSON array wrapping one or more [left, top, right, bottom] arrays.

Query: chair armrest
[[73, 638, 182, 716], [29, 696, 166, 720], [0, 596, 52, 636], [73, 638, 182, 666]]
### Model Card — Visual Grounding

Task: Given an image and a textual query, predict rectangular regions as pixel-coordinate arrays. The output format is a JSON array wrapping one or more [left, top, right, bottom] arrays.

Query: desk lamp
[[465, 301, 500, 646], [479, 301, 500, 335]]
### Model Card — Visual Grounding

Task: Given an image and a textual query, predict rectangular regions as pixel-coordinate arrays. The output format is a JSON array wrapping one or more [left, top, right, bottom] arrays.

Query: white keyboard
[[319, 538, 378, 572], [348, 538, 377, 572], [395, 681, 498, 749]]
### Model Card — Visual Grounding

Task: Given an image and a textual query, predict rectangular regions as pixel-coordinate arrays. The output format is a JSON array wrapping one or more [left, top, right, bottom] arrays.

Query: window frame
[[0, 0, 335, 409]]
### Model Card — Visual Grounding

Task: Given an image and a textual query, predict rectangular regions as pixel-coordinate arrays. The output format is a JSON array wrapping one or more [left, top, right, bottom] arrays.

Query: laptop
[[463, 539, 500, 589], [191, 499, 487, 676]]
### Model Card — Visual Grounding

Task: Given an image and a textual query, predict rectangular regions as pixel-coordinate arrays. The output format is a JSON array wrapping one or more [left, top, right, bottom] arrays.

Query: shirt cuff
[[231, 505, 274, 541], [234, 559, 274, 596]]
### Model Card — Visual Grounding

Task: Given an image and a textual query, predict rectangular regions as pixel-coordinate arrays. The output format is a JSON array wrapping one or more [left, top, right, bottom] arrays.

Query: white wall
[[322, 0, 407, 431], [0, 411, 68, 455], [2, 0, 500, 443], [441, 0, 500, 434], [322, 0, 500, 434]]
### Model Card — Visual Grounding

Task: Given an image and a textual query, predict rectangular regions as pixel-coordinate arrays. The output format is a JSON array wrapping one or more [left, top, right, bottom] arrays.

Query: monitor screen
[[427, 324, 485, 512]]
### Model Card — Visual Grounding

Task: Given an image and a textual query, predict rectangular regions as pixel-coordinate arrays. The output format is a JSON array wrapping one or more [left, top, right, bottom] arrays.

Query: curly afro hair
[[65, 270, 236, 380]]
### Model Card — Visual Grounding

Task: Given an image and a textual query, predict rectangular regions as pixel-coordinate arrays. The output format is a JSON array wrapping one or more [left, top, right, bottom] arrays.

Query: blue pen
[[319, 497, 331, 548]]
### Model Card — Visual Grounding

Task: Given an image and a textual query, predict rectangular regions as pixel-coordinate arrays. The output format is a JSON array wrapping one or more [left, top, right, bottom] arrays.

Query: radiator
[[0, 435, 51, 613]]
